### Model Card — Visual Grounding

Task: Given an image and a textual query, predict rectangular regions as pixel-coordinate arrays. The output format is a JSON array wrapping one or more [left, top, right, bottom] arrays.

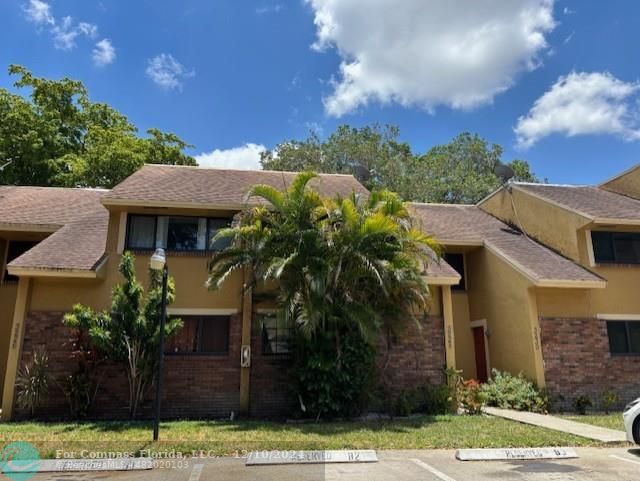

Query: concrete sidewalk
[[484, 407, 628, 443]]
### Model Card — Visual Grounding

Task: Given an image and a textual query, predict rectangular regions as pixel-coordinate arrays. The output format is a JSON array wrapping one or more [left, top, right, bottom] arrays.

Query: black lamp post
[[150, 248, 168, 442]]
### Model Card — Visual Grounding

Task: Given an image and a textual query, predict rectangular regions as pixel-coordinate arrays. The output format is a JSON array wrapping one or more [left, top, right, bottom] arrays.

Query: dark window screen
[[607, 321, 640, 355], [592, 231, 640, 264], [444, 253, 466, 290], [3, 241, 38, 282], [165, 315, 230, 355]]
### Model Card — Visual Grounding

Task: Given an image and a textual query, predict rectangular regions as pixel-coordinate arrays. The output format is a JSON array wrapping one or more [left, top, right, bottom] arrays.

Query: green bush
[[600, 390, 618, 414], [292, 328, 376, 420], [418, 384, 457, 415], [378, 383, 456, 417], [573, 395, 592, 415], [481, 369, 549, 413]]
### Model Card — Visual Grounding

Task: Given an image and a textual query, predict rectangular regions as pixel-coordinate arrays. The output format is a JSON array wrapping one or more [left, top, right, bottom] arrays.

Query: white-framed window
[[125, 214, 232, 252]]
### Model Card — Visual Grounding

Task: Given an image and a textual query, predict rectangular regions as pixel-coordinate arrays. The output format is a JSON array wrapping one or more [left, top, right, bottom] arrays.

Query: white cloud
[[306, 0, 556, 117], [514, 72, 640, 148], [195, 144, 267, 170], [23, 0, 54, 26], [93, 39, 116, 66], [51, 16, 98, 50], [256, 4, 283, 14], [146, 54, 195, 91]]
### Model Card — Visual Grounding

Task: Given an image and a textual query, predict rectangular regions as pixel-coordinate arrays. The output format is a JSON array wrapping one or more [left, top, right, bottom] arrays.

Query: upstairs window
[[592, 231, 640, 264], [3, 241, 38, 283], [126, 215, 231, 252], [444, 253, 466, 291], [607, 321, 640, 355]]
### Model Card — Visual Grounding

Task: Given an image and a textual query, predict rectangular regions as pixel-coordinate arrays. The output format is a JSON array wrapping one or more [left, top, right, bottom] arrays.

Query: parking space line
[[609, 454, 640, 466], [188, 463, 204, 481], [410, 458, 457, 481]]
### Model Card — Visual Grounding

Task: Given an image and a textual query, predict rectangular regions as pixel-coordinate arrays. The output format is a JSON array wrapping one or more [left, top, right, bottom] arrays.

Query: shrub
[[292, 328, 375, 420], [59, 327, 104, 419], [393, 390, 415, 417], [16, 349, 50, 417], [600, 390, 618, 414], [573, 395, 592, 415], [458, 379, 485, 414], [481, 369, 549, 413], [418, 384, 457, 415]]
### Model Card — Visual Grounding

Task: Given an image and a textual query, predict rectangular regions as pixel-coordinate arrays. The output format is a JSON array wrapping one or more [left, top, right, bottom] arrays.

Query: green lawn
[[0, 415, 614, 459], [561, 413, 624, 431]]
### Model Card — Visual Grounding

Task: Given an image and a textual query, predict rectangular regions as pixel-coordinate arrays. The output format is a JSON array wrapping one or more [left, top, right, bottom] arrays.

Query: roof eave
[[423, 275, 461, 286], [536, 279, 607, 289], [592, 217, 640, 226], [101, 198, 249, 211], [7, 254, 108, 280]]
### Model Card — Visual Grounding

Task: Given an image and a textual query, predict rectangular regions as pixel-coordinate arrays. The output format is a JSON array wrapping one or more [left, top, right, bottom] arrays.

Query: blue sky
[[2, 0, 639, 184]]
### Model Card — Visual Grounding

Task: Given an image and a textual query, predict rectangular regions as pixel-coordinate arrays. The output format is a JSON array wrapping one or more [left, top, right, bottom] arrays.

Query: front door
[[472, 326, 488, 382]]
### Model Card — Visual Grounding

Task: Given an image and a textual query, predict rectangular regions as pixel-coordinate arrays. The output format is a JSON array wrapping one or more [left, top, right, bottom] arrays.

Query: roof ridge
[[409, 202, 477, 207], [0, 185, 110, 192], [143, 163, 357, 178], [512, 181, 592, 188]]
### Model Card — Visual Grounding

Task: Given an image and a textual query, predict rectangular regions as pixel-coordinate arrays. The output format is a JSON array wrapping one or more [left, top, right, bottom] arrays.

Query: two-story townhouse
[[3, 163, 639, 420], [475, 165, 640, 407], [0, 165, 460, 420]]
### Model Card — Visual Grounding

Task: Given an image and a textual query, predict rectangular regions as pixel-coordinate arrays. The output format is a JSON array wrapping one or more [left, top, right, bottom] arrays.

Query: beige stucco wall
[[27, 210, 245, 314], [465, 246, 541, 382], [428, 285, 443, 317], [483, 187, 640, 321], [480, 188, 590, 262], [451, 290, 475, 378], [600, 166, 640, 200], [0, 285, 16, 395]]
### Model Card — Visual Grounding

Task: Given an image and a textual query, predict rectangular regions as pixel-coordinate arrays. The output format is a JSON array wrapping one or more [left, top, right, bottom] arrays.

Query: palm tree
[[208, 172, 437, 343]]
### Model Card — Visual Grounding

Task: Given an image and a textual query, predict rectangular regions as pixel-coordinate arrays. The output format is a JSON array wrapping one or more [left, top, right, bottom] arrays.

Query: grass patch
[[0, 415, 610, 459], [561, 413, 624, 431]]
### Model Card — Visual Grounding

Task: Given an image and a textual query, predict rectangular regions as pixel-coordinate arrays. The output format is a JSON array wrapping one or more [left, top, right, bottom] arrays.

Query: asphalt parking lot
[[27, 447, 640, 481]]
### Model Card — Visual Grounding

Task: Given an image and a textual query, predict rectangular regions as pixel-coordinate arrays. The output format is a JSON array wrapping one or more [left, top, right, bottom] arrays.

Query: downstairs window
[[607, 321, 640, 355], [165, 315, 230, 355], [259, 312, 292, 355]]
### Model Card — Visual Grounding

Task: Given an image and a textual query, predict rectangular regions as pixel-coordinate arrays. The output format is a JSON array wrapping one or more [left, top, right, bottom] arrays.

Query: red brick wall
[[16, 311, 242, 420], [16, 311, 445, 419], [377, 315, 446, 396], [540, 317, 640, 410], [249, 315, 294, 418]]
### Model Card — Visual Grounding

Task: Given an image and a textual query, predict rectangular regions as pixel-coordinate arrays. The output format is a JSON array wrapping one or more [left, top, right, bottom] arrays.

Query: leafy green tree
[[261, 126, 541, 204], [208, 172, 437, 417], [63, 252, 183, 419], [260, 124, 415, 193], [0, 65, 196, 188]]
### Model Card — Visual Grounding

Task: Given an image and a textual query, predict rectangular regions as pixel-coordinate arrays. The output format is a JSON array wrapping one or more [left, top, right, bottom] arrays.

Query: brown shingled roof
[[8, 209, 108, 273], [410, 203, 605, 287], [0, 186, 107, 229], [102, 164, 369, 207], [0, 187, 109, 275], [513, 183, 640, 221]]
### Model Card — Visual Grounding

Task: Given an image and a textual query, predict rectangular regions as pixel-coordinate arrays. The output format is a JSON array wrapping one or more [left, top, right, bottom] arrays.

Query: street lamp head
[[149, 248, 166, 271]]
